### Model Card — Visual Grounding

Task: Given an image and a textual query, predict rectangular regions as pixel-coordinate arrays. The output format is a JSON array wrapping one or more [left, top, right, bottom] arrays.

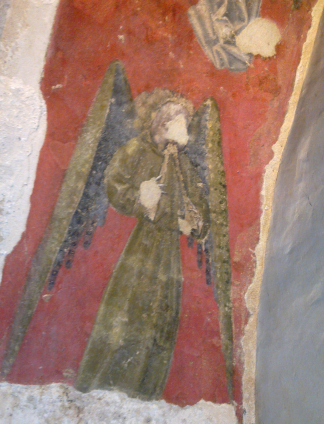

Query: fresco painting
[[2, 61, 232, 401], [0, 0, 316, 421], [188, 0, 262, 71]]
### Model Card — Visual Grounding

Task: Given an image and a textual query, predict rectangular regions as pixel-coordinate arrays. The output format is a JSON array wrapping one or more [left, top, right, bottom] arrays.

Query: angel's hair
[[134, 89, 194, 134]]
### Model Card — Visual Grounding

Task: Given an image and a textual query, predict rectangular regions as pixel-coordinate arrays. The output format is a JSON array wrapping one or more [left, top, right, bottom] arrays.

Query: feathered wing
[[186, 97, 233, 400], [1, 61, 137, 377], [47, 61, 137, 288]]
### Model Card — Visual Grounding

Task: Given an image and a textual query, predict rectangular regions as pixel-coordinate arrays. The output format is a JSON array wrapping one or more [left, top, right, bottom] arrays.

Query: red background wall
[[0, 0, 315, 421]]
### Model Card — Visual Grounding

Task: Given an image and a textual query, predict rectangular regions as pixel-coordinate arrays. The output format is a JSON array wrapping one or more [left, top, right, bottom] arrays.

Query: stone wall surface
[[0, 0, 59, 279], [0, 383, 237, 424], [255, 5, 324, 424], [242, 1, 324, 422]]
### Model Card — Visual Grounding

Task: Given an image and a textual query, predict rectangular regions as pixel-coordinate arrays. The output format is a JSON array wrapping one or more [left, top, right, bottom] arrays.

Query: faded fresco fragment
[[188, 0, 280, 71], [2, 61, 233, 401], [0, 0, 316, 422]]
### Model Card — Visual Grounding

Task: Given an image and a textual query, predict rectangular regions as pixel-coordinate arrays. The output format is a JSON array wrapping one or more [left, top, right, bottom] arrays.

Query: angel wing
[[47, 61, 137, 289], [1, 61, 137, 377], [186, 97, 233, 399], [188, 0, 261, 71]]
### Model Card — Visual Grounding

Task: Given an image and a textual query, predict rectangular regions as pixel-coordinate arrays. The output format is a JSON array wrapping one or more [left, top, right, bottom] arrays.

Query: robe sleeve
[[105, 138, 147, 218]]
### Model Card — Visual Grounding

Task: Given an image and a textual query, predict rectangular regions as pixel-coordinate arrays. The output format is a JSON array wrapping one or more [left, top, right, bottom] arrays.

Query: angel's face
[[151, 103, 190, 151], [165, 113, 189, 147]]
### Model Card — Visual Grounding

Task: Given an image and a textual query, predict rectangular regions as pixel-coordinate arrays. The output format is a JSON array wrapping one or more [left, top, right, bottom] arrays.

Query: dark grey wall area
[[0, 0, 10, 38], [256, 11, 324, 424]]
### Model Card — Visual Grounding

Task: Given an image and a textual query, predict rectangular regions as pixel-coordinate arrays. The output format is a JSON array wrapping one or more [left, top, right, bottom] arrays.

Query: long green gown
[[75, 130, 210, 399]]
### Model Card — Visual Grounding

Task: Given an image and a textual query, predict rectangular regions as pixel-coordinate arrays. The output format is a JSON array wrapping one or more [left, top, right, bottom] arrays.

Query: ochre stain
[[0, 0, 315, 421]]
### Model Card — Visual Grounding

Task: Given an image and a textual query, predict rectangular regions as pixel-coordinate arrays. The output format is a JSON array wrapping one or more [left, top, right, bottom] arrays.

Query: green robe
[[75, 131, 210, 399]]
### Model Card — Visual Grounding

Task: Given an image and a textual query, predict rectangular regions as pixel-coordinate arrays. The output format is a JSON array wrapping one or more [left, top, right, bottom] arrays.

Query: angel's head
[[151, 102, 191, 151]]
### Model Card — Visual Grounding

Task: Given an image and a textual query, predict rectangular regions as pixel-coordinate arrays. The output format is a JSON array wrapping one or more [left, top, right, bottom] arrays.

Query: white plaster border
[[0, 0, 60, 281], [242, 1, 324, 423], [0, 383, 238, 424]]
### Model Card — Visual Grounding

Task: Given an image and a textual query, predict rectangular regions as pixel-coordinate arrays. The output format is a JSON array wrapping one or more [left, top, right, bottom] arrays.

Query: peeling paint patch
[[236, 18, 281, 58]]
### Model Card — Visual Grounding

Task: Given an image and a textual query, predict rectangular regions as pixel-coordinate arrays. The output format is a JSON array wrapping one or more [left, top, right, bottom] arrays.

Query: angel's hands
[[178, 217, 204, 238], [178, 218, 193, 236], [139, 178, 163, 220]]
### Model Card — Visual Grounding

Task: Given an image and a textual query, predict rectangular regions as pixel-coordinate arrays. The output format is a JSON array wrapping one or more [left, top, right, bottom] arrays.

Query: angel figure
[[1, 61, 233, 400], [75, 97, 211, 398]]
